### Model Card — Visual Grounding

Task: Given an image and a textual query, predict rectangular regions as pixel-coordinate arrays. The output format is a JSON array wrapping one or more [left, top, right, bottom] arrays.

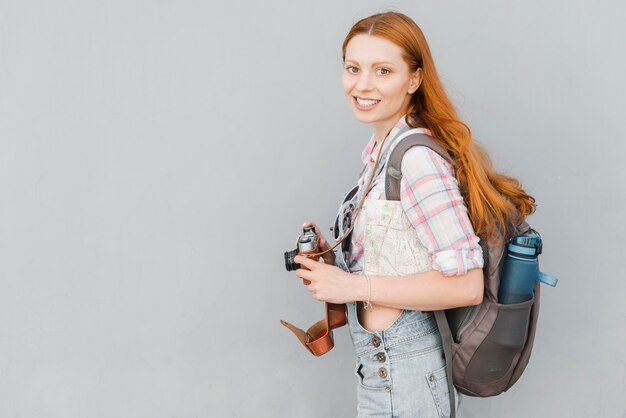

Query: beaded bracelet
[[363, 274, 373, 311]]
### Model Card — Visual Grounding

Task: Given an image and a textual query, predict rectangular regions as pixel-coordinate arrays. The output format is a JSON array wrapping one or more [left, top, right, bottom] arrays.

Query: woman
[[293, 11, 535, 418]]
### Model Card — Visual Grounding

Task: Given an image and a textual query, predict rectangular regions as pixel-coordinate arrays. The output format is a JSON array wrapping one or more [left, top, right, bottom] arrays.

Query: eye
[[376, 68, 391, 76], [345, 65, 359, 74]]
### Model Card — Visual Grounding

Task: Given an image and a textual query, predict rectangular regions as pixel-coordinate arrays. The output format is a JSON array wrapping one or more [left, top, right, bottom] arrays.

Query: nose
[[355, 70, 374, 92]]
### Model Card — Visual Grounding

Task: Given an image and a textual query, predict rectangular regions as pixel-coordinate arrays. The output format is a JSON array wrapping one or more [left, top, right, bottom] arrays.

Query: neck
[[374, 126, 392, 144], [373, 113, 405, 144]]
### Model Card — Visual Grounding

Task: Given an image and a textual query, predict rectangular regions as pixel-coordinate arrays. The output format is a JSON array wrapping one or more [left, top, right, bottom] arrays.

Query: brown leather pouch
[[280, 302, 347, 356]]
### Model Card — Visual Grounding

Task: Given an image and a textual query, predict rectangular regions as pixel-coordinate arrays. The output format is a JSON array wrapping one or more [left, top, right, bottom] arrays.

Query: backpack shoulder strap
[[385, 133, 454, 201]]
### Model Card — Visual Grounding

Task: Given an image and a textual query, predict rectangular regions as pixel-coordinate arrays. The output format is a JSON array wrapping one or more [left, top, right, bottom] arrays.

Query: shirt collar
[[360, 115, 410, 165]]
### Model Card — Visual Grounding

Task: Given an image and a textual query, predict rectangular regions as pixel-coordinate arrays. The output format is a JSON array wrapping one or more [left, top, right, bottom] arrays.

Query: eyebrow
[[344, 59, 396, 67]]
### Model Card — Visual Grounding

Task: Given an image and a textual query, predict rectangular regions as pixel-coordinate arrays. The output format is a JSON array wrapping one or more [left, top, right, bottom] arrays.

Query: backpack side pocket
[[459, 294, 534, 396]]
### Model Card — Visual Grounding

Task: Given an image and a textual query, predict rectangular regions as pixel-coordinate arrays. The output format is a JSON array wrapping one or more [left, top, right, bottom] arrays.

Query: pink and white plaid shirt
[[345, 116, 484, 276]]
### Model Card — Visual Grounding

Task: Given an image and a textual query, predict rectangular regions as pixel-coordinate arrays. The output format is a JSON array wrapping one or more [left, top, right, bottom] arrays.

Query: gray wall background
[[1, 1, 624, 417]]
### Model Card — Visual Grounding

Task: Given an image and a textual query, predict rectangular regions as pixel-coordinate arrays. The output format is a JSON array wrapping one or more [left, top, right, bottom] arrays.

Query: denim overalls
[[334, 128, 458, 418]]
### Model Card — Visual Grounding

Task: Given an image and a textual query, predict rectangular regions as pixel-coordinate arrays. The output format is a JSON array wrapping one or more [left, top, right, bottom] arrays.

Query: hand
[[301, 221, 336, 265], [294, 255, 356, 304]]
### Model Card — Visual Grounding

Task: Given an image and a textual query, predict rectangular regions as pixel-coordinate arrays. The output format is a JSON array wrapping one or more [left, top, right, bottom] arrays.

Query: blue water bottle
[[498, 229, 558, 304]]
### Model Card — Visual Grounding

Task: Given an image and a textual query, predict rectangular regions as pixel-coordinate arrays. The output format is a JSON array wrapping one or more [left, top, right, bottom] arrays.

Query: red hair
[[342, 12, 536, 241]]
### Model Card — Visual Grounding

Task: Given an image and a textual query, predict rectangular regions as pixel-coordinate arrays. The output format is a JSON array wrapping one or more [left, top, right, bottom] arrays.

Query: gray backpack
[[385, 133, 546, 417]]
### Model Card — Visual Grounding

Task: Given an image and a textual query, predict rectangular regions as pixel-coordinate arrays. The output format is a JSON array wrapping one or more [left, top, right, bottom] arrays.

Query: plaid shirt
[[346, 116, 484, 276]]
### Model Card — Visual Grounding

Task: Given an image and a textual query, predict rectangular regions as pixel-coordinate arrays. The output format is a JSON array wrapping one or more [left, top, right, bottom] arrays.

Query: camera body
[[284, 226, 320, 271]]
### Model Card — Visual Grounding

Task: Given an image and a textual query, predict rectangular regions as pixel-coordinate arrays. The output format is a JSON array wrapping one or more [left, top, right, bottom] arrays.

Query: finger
[[302, 221, 331, 251], [295, 268, 312, 285], [294, 255, 317, 270], [305, 282, 318, 295], [303, 221, 323, 239], [295, 268, 313, 281], [302, 221, 319, 231], [307, 286, 323, 301]]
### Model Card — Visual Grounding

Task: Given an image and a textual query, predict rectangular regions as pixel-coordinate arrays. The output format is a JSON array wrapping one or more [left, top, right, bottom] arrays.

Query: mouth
[[353, 96, 381, 110]]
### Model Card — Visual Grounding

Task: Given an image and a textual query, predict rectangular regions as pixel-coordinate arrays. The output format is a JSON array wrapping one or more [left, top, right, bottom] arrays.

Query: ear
[[408, 68, 423, 94]]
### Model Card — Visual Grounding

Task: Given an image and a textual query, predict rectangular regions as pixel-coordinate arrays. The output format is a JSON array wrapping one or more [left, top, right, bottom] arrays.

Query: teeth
[[356, 97, 380, 106]]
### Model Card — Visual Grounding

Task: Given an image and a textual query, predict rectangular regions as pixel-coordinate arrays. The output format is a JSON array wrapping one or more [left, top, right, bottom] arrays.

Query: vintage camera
[[284, 226, 320, 271]]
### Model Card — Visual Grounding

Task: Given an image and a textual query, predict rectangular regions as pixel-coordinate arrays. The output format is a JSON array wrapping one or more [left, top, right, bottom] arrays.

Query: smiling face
[[342, 34, 422, 140]]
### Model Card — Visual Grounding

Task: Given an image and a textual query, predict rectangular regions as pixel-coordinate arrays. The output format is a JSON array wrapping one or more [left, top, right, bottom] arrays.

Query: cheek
[[342, 76, 352, 95], [381, 79, 408, 101]]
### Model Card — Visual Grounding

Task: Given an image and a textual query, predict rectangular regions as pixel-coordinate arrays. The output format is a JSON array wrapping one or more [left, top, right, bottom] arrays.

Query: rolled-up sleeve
[[399, 146, 484, 276]]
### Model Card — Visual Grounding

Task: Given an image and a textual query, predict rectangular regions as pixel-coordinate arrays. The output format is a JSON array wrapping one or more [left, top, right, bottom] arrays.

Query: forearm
[[354, 268, 484, 311]]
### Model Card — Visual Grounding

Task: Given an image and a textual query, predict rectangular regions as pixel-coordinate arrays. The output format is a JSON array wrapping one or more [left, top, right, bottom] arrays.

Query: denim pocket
[[354, 362, 390, 392], [425, 364, 451, 418]]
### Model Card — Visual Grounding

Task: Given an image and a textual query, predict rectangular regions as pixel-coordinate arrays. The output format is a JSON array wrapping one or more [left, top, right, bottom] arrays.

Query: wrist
[[354, 274, 369, 302]]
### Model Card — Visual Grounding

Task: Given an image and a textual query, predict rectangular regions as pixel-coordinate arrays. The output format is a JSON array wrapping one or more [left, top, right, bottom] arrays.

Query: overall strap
[[384, 132, 457, 417], [435, 310, 458, 418], [384, 133, 453, 201]]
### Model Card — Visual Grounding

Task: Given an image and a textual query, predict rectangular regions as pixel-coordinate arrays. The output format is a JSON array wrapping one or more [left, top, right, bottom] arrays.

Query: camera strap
[[280, 126, 435, 357], [326, 126, 413, 251], [330, 125, 430, 254]]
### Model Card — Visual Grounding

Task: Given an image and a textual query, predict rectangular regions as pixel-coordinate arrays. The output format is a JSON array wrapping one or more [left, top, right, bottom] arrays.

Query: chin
[[353, 113, 371, 123], [351, 109, 379, 124]]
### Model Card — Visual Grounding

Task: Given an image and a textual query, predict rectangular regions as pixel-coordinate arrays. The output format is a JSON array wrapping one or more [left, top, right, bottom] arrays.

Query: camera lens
[[284, 249, 300, 271]]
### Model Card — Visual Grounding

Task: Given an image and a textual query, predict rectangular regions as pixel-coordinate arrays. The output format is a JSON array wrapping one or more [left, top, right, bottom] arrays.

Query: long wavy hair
[[342, 12, 536, 241]]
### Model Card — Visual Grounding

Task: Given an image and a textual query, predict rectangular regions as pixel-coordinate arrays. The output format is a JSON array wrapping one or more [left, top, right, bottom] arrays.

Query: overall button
[[376, 352, 386, 362], [384, 386, 391, 392], [371, 336, 381, 348], [378, 367, 388, 378]]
